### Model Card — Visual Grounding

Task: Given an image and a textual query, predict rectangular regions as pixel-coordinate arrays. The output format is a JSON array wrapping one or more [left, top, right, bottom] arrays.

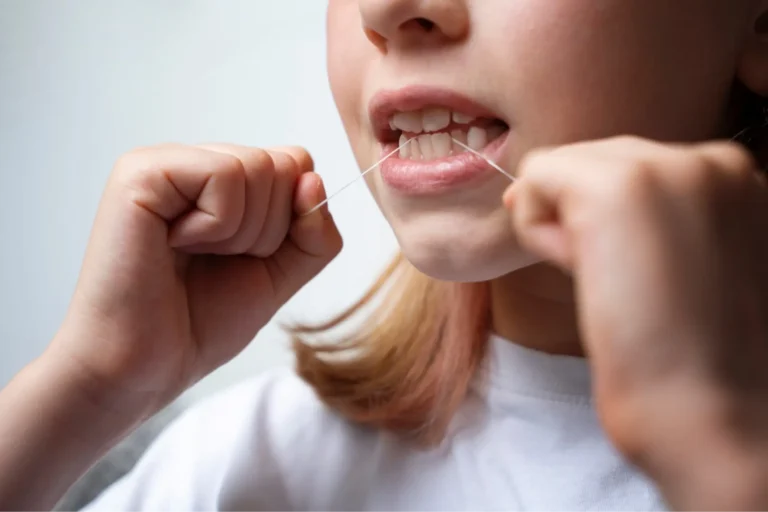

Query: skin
[[327, 0, 767, 350], [0, 0, 767, 509], [328, 0, 768, 507], [0, 145, 343, 508], [331, 0, 749, 282]]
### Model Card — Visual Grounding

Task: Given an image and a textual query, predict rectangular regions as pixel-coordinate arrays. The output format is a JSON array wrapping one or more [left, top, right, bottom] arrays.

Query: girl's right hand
[[49, 143, 342, 422]]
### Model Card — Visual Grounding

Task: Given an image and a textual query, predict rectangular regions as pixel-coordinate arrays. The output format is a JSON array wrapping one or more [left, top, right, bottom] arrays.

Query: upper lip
[[368, 85, 505, 142]]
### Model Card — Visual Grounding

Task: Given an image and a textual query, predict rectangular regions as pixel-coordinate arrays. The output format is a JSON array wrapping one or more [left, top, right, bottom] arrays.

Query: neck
[[490, 263, 583, 357]]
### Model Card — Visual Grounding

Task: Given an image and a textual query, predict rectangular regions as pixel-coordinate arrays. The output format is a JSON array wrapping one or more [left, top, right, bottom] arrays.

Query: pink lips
[[379, 134, 509, 195], [369, 86, 511, 195]]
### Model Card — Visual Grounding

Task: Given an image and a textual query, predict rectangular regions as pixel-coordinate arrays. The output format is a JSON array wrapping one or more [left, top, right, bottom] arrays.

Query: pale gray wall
[[0, 1, 397, 401]]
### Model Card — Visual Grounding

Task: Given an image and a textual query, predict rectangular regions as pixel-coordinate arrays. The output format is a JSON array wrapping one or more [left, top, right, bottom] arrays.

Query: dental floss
[[301, 139, 411, 216], [450, 138, 516, 182], [302, 136, 516, 216]]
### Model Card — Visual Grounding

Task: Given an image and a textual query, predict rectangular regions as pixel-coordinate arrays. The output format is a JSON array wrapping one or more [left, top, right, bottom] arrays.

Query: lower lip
[[378, 131, 510, 195]]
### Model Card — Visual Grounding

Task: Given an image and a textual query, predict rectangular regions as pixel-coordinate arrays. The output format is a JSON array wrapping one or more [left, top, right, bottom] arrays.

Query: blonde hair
[[290, 253, 490, 444]]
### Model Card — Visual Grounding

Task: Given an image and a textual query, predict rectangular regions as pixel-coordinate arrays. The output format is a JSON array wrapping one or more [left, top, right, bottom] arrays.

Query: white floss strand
[[301, 138, 411, 216], [450, 138, 516, 182], [302, 136, 516, 216]]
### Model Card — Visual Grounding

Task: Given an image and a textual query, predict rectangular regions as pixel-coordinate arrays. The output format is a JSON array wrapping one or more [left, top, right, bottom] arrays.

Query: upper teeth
[[390, 108, 478, 134]]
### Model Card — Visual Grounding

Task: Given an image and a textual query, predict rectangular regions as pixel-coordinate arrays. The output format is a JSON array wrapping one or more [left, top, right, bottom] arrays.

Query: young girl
[[2, 0, 768, 509]]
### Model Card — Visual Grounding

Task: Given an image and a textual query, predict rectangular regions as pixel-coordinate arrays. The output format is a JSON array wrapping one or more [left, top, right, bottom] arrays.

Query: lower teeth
[[398, 125, 505, 160]]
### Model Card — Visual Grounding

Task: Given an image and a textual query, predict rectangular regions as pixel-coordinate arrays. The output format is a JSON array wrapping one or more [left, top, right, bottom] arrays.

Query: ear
[[738, 2, 768, 96]]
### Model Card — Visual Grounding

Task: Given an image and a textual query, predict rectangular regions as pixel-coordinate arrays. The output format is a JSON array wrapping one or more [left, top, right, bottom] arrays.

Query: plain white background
[[0, 1, 397, 401]]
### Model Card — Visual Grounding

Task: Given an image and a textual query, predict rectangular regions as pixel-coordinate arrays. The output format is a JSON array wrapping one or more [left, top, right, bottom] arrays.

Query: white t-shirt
[[84, 336, 666, 511]]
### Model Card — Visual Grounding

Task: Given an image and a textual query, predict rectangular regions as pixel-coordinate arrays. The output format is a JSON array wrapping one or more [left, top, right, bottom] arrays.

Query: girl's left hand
[[506, 136, 768, 510]]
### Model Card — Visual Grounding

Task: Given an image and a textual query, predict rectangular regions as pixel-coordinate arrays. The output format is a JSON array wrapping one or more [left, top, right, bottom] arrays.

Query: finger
[[506, 144, 663, 269], [267, 146, 315, 174], [695, 141, 760, 184], [189, 144, 275, 255], [291, 172, 339, 253], [248, 150, 301, 257], [504, 150, 588, 269], [113, 145, 247, 249], [267, 172, 343, 303]]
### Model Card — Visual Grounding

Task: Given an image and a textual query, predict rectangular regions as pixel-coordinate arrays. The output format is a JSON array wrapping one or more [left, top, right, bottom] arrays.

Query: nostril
[[414, 17, 435, 32], [364, 27, 388, 51]]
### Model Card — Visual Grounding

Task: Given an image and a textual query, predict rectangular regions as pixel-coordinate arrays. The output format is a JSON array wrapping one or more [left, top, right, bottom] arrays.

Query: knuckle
[[218, 152, 247, 178], [293, 148, 314, 172], [675, 148, 748, 200], [239, 148, 277, 185], [243, 148, 276, 174], [712, 141, 756, 173], [684, 156, 721, 197], [702, 142, 756, 177], [113, 148, 150, 175], [271, 152, 300, 180], [612, 159, 657, 201], [664, 147, 753, 205], [608, 134, 645, 146], [279, 146, 314, 172], [113, 144, 185, 180], [669, 152, 728, 205], [112, 148, 160, 186], [196, 144, 269, 180], [606, 135, 659, 154], [580, 158, 660, 221], [720, 144, 759, 189]]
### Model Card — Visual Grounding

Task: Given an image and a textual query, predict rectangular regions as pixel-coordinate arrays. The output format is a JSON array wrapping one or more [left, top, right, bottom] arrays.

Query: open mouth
[[368, 87, 511, 194], [386, 108, 509, 160]]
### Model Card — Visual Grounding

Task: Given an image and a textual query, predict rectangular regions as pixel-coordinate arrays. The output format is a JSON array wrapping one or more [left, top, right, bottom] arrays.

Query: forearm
[[652, 450, 767, 510], [0, 350, 141, 510], [638, 406, 768, 511]]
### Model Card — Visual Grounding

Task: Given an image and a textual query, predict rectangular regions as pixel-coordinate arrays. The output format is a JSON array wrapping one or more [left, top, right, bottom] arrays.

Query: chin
[[389, 208, 539, 283]]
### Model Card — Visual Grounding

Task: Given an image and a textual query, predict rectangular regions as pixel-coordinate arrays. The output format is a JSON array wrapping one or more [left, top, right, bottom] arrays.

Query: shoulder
[[189, 367, 364, 453], [85, 368, 374, 511], [186, 367, 367, 461]]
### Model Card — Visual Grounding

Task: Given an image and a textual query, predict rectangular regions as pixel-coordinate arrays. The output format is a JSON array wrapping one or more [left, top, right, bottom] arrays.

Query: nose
[[359, 0, 469, 51]]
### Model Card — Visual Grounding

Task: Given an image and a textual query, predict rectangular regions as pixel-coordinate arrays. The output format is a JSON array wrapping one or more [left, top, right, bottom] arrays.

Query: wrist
[[636, 393, 768, 510], [32, 348, 145, 437], [42, 331, 160, 429], [46, 319, 183, 423]]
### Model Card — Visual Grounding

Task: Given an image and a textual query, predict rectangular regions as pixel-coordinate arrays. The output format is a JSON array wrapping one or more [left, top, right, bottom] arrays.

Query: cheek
[[327, 1, 371, 152], [481, 1, 741, 145]]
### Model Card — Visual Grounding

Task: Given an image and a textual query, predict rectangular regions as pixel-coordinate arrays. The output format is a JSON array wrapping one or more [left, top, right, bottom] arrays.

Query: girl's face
[[327, 0, 759, 282]]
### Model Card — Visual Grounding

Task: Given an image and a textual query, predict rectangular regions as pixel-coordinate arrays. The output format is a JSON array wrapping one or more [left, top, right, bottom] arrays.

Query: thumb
[[504, 179, 575, 272], [269, 172, 343, 303], [291, 172, 341, 256]]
